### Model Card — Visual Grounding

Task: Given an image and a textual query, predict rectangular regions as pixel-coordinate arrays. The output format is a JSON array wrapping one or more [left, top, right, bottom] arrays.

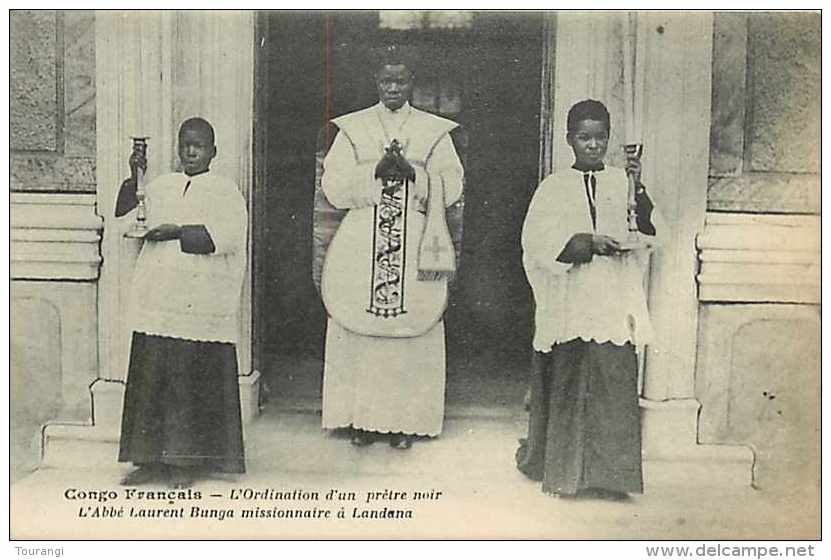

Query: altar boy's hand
[[625, 156, 642, 184], [591, 234, 622, 256], [129, 151, 147, 178], [145, 223, 182, 242]]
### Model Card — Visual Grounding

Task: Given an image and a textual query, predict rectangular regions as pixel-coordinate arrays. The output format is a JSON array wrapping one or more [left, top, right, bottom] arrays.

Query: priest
[[319, 47, 464, 449]]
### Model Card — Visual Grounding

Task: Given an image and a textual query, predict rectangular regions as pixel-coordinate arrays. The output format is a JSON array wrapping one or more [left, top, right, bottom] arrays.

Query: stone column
[[43, 12, 176, 466], [636, 12, 712, 402], [166, 11, 259, 417], [96, 11, 176, 387]]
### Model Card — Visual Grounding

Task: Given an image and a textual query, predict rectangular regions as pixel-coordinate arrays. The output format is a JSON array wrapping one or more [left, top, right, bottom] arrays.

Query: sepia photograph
[[7, 7, 821, 543]]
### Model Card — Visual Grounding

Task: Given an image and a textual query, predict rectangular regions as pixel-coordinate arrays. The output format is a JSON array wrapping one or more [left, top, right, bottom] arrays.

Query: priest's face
[[376, 64, 413, 111], [178, 126, 216, 176], [567, 119, 609, 169]]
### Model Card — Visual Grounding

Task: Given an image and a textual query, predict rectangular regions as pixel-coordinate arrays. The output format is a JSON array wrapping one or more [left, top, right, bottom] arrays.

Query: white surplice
[[122, 171, 248, 343], [522, 166, 664, 352]]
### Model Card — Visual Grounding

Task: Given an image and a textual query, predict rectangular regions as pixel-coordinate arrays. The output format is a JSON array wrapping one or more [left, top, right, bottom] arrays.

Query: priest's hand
[[375, 149, 399, 180], [394, 153, 416, 182], [145, 223, 182, 242], [591, 234, 622, 256], [374, 150, 416, 183]]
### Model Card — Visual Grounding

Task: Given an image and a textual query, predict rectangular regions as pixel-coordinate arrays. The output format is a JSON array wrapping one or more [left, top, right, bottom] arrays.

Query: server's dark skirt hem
[[118, 333, 246, 475], [516, 340, 643, 496], [119, 457, 246, 474]]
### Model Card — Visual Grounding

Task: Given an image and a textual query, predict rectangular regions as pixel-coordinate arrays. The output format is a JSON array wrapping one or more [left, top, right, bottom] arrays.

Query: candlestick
[[124, 136, 150, 239], [624, 143, 643, 242]]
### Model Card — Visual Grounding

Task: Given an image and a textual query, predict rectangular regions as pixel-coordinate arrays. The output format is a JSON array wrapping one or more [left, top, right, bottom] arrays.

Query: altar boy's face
[[567, 119, 609, 169], [178, 127, 216, 176]]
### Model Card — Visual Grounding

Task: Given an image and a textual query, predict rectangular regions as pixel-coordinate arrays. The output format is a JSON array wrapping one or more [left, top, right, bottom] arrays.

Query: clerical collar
[[184, 168, 210, 178], [572, 162, 605, 173]]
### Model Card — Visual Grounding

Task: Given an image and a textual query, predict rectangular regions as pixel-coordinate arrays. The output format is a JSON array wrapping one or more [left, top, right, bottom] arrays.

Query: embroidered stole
[[334, 106, 457, 319]]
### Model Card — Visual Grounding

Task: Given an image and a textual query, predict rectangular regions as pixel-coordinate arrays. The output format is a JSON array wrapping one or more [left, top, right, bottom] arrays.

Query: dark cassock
[[115, 167, 247, 475], [317, 99, 464, 440], [517, 164, 663, 496]]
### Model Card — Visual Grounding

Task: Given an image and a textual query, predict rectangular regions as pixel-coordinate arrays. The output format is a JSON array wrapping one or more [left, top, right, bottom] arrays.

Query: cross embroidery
[[424, 235, 449, 262]]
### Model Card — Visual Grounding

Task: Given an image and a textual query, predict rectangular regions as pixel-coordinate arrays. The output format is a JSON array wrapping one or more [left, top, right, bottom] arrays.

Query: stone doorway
[[253, 12, 544, 408]]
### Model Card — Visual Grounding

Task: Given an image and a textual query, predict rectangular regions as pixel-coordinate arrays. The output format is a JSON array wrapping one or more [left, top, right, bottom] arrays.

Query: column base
[[641, 398, 755, 488], [41, 373, 261, 470]]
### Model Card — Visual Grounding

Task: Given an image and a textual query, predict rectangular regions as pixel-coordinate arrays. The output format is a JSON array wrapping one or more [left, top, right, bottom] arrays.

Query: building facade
[[10, 11, 820, 493]]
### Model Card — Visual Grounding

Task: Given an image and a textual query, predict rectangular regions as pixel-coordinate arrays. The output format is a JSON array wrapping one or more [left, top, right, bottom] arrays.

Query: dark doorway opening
[[254, 11, 543, 407]]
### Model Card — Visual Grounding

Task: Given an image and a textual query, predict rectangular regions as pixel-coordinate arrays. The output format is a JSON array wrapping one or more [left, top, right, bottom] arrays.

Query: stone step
[[41, 423, 120, 469], [643, 444, 755, 489], [40, 409, 755, 488], [41, 387, 754, 486]]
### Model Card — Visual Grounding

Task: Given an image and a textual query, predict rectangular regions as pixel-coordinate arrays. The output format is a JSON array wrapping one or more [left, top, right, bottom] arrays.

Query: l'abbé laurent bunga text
[[78, 505, 235, 521]]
